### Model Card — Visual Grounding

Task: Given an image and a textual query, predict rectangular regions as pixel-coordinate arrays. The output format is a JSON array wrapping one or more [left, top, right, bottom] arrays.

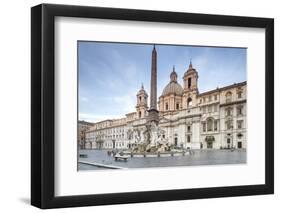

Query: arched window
[[187, 135, 191, 143], [138, 111, 141, 118], [187, 97, 192, 107], [139, 96, 141, 102], [176, 102, 179, 110], [225, 91, 232, 103], [207, 118, 213, 131]]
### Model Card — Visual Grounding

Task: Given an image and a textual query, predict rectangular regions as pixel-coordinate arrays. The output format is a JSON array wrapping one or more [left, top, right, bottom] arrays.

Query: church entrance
[[205, 136, 215, 149], [207, 142, 213, 149]]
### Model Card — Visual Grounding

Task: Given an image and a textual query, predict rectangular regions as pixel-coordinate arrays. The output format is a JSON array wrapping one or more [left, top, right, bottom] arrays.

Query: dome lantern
[[161, 67, 183, 97], [170, 65, 178, 82]]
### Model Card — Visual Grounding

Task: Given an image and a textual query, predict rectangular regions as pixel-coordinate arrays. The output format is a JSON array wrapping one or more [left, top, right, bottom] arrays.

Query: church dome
[[161, 66, 184, 96], [162, 82, 184, 96]]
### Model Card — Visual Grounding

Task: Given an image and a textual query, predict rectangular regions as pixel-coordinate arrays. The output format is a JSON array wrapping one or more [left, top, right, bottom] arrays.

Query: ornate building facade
[[84, 47, 247, 150]]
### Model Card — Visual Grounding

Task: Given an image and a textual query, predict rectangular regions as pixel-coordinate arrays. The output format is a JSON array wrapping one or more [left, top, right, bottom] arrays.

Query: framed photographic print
[[31, 3, 274, 209]]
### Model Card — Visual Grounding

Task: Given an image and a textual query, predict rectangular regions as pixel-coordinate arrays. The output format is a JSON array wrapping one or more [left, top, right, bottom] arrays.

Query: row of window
[[167, 133, 244, 145], [202, 119, 244, 132], [95, 122, 111, 129], [87, 128, 125, 137], [199, 89, 243, 104], [95, 120, 127, 129], [164, 94, 244, 112], [95, 124, 124, 132], [165, 102, 181, 111], [225, 105, 244, 116], [103, 142, 127, 148], [200, 94, 218, 104], [86, 133, 125, 140], [201, 104, 219, 113], [87, 134, 124, 140], [225, 90, 243, 103], [200, 105, 244, 116], [202, 119, 219, 132], [225, 120, 244, 130], [164, 98, 193, 111]]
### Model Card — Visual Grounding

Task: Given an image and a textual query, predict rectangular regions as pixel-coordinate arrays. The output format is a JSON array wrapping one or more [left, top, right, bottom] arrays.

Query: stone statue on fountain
[[149, 121, 158, 146]]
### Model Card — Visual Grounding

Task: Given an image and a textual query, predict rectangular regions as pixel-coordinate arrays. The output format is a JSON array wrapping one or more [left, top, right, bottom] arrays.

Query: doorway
[[207, 142, 213, 149], [174, 137, 178, 146], [237, 141, 242, 149], [227, 138, 231, 149]]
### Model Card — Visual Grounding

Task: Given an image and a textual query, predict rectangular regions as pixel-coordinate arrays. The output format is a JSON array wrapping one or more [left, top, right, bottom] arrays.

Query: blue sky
[[78, 41, 246, 122]]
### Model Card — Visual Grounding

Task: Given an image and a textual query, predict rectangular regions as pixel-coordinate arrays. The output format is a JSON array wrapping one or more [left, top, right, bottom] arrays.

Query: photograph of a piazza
[[78, 41, 247, 171]]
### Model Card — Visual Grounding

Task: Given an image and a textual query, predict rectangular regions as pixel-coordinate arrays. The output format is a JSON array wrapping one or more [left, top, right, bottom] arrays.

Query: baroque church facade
[[84, 47, 247, 150]]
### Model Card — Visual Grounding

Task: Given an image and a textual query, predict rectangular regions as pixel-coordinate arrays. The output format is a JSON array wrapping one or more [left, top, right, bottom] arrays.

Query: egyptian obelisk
[[148, 45, 159, 123]]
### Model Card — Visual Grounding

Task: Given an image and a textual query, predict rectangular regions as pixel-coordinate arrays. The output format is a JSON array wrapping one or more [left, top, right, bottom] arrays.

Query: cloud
[[80, 97, 88, 102], [79, 113, 125, 123], [112, 94, 136, 113], [79, 42, 246, 123]]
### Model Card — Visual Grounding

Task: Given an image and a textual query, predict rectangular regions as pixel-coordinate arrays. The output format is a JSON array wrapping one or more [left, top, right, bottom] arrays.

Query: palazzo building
[[84, 46, 247, 150], [78, 120, 93, 149]]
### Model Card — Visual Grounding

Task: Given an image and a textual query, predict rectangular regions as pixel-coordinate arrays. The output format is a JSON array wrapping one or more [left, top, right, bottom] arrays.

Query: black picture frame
[[31, 3, 274, 209]]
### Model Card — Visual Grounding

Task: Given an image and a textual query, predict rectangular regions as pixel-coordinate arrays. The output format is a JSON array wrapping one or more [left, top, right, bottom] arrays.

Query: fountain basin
[[118, 151, 190, 158]]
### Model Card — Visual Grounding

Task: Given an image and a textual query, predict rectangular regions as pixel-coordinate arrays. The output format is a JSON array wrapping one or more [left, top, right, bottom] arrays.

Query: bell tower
[[136, 83, 148, 118], [183, 60, 199, 109]]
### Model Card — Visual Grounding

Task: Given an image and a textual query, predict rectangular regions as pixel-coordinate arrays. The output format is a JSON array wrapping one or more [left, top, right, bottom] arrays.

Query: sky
[[78, 41, 246, 122]]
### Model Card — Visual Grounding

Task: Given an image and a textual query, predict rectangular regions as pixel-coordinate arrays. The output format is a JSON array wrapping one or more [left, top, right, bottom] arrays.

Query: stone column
[[150, 45, 157, 110], [148, 45, 159, 123]]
